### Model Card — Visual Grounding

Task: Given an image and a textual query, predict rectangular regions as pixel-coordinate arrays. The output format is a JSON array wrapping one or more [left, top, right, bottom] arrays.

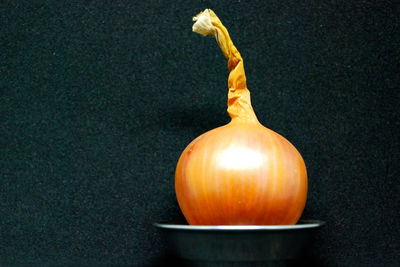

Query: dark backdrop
[[1, 0, 399, 266]]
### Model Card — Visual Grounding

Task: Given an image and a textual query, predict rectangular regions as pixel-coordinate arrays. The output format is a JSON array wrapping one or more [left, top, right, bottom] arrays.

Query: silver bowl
[[154, 220, 325, 266]]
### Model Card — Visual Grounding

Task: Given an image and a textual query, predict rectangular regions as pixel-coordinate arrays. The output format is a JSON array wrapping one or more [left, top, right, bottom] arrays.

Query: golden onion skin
[[175, 120, 307, 225], [176, 9, 308, 225]]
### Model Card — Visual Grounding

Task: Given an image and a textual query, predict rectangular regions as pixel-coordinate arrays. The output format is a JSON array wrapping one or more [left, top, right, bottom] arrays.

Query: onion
[[175, 9, 307, 225]]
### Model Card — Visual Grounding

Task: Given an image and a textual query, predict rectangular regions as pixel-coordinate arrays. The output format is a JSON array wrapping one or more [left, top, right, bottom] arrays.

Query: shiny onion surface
[[175, 9, 307, 225]]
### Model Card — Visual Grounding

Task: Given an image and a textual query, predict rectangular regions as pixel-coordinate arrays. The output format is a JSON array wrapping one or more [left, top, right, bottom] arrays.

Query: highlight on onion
[[175, 9, 307, 225]]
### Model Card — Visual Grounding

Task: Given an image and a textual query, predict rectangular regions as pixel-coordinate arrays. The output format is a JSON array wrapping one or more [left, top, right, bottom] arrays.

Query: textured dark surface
[[1, 0, 399, 266]]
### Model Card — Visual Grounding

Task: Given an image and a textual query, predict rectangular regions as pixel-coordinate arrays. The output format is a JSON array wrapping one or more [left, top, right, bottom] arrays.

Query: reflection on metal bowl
[[154, 220, 325, 266]]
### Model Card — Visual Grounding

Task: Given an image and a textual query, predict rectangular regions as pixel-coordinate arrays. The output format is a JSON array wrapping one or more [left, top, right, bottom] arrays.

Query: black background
[[1, 0, 399, 266]]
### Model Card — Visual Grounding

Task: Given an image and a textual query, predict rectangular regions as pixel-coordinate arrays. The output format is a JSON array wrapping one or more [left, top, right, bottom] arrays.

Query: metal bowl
[[154, 220, 325, 266]]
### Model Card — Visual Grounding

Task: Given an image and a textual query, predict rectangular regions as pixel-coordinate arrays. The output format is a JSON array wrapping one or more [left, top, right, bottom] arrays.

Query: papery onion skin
[[175, 120, 307, 225], [175, 9, 308, 225]]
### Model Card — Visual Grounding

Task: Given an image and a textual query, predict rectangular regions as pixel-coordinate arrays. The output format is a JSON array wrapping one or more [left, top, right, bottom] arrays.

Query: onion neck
[[192, 9, 259, 124]]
